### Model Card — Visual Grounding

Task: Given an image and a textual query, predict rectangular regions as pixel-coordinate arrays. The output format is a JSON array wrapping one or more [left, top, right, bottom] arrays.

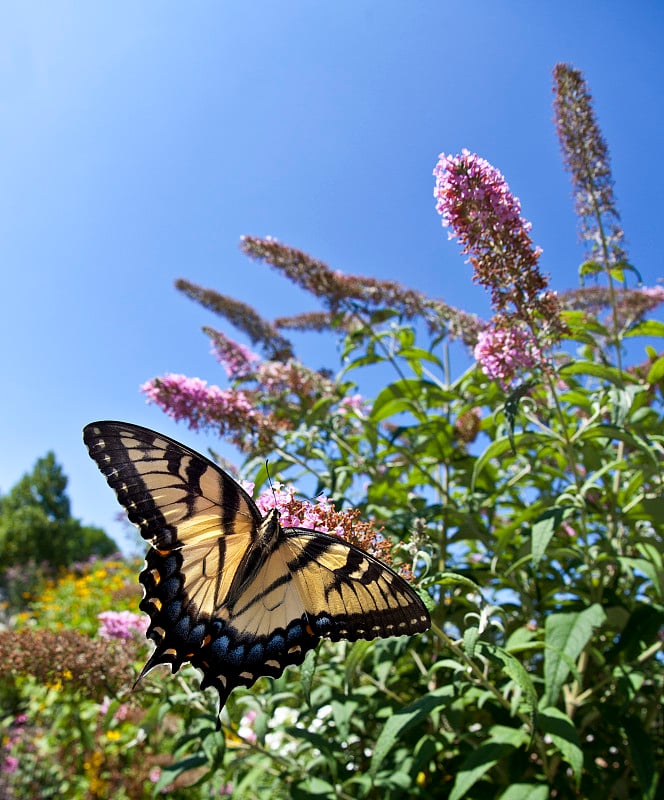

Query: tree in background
[[0, 452, 117, 608]]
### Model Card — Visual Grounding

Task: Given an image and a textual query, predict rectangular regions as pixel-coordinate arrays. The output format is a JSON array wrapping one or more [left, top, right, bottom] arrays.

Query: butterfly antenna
[[265, 460, 278, 507]]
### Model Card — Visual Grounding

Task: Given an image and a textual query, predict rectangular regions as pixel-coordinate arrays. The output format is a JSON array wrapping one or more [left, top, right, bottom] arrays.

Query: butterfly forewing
[[83, 421, 430, 717], [83, 422, 262, 549]]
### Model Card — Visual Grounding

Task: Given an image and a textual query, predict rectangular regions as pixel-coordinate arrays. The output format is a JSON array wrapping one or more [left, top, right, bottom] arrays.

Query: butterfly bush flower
[[0, 629, 135, 700], [141, 374, 257, 430], [553, 63, 627, 271], [141, 374, 284, 452], [434, 150, 566, 382], [241, 234, 484, 345], [208, 329, 260, 379], [98, 610, 148, 640], [253, 485, 398, 570], [339, 393, 367, 415], [454, 407, 482, 444], [176, 277, 294, 362], [561, 285, 664, 329], [474, 326, 543, 388], [256, 360, 335, 399], [1, 755, 18, 774]]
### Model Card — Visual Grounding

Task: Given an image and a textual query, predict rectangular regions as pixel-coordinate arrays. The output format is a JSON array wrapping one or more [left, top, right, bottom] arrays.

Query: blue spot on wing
[[247, 643, 264, 664], [313, 615, 332, 633], [287, 623, 303, 643], [212, 635, 231, 658], [165, 601, 182, 624], [266, 633, 286, 655], [228, 645, 245, 665]]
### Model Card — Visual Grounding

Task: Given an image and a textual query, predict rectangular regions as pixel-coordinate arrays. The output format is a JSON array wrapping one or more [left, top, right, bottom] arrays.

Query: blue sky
[[1, 2, 662, 551]]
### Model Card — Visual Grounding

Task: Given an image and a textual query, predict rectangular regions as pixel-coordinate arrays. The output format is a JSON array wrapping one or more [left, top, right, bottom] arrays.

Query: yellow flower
[[106, 730, 121, 741]]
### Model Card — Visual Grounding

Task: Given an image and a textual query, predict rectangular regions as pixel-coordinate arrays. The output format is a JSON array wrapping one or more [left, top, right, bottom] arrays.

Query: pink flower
[[141, 374, 257, 431], [639, 285, 664, 301], [209, 331, 260, 379], [434, 150, 530, 247], [98, 611, 148, 641], [434, 150, 566, 347], [2, 755, 18, 774], [338, 394, 367, 415], [113, 703, 131, 721], [254, 485, 332, 532], [474, 325, 542, 387], [238, 709, 257, 744]]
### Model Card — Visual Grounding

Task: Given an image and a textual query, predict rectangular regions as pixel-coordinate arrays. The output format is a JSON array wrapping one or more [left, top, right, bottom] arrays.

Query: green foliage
[[0, 452, 117, 609], [3, 69, 663, 799]]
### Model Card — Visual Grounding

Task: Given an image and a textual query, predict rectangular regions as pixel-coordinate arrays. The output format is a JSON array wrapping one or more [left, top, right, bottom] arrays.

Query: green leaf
[[477, 642, 538, 720], [624, 320, 664, 338], [623, 714, 658, 800], [544, 604, 606, 706], [559, 361, 634, 387], [607, 603, 664, 662], [499, 784, 549, 800], [464, 626, 479, 659], [450, 729, 527, 800], [370, 687, 454, 777], [422, 571, 482, 595], [300, 647, 317, 706], [646, 356, 664, 384], [371, 378, 454, 422], [292, 776, 337, 799], [154, 754, 209, 793], [574, 424, 656, 465], [538, 706, 583, 783], [616, 558, 664, 601], [579, 260, 602, 278], [471, 433, 541, 490], [531, 506, 574, 562], [343, 640, 374, 689]]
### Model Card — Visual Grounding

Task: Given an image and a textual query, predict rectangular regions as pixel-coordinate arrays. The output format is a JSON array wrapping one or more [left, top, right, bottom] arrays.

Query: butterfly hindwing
[[83, 420, 430, 716], [281, 530, 431, 640]]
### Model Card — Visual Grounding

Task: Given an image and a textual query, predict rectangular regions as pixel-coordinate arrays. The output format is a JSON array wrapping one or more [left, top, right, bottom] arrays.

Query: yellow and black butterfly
[[83, 421, 430, 714]]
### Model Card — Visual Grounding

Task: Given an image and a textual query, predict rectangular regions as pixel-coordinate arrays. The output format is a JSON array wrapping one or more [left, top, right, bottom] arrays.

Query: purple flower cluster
[[255, 484, 342, 535], [209, 330, 260, 379], [433, 150, 548, 317], [1, 713, 27, 775], [97, 610, 148, 641], [553, 64, 627, 269], [434, 150, 567, 384], [434, 149, 532, 249], [338, 393, 367, 415], [141, 374, 257, 431], [254, 360, 334, 399], [474, 326, 542, 388]]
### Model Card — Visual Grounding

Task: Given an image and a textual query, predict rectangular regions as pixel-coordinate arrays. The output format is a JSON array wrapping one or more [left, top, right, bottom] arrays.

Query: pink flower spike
[[474, 325, 542, 388], [98, 610, 148, 641]]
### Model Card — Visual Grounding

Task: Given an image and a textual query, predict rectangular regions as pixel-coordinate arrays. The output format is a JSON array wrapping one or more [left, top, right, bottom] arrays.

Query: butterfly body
[[83, 421, 430, 714]]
